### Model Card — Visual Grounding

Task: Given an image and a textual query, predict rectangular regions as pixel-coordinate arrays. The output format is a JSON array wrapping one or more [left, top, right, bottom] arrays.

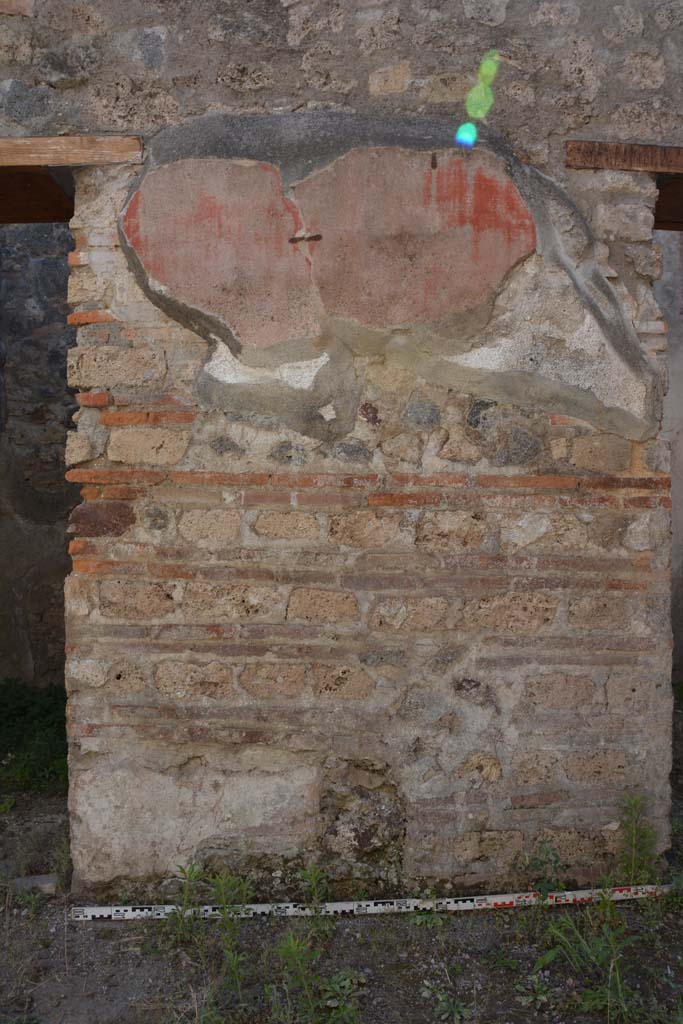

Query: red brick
[[100, 485, 145, 500], [68, 501, 136, 538], [68, 540, 90, 556], [149, 562, 196, 580], [100, 409, 196, 426], [386, 473, 468, 488], [66, 468, 166, 484], [271, 472, 379, 489], [71, 558, 141, 575], [477, 473, 580, 491], [76, 391, 109, 407], [67, 310, 116, 326], [79, 485, 102, 500], [295, 490, 364, 508], [169, 471, 270, 487], [368, 492, 443, 507], [67, 251, 88, 267], [242, 490, 293, 507]]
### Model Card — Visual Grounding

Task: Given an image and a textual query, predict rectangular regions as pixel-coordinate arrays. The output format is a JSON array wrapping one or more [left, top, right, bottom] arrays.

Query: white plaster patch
[[205, 341, 328, 391], [448, 310, 647, 422]]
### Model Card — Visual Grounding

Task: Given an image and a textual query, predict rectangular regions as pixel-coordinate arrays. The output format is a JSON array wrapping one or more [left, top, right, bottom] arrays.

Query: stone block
[[287, 587, 359, 623], [368, 62, 411, 95], [252, 511, 320, 541], [312, 664, 374, 698], [416, 510, 487, 551], [564, 750, 626, 783], [182, 582, 285, 622], [67, 345, 165, 388], [525, 673, 599, 711], [178, 509, 241, 549], [68, 500, 135, 538], [513, 750, 557, 785], [99, 579, 177, 619], [240, 663, 307, 697], [155, 660, 233, 699], [569, 434, 632, 472], [594, 203, 654, 242], [370, 596, 449, 631], [567, 594, 629, 629], [107, 427, 190, 465], [461, 592, 559, 633], [328, 511, 413, 548]]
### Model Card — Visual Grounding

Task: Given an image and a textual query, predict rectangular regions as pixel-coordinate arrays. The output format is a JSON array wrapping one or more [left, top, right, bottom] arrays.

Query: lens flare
[[454, 122, 478, 148], [478, 50, 500, 86], [465, 82, 494, 120]]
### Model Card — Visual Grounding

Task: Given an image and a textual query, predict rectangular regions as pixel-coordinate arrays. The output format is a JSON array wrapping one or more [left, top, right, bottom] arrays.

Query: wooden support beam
[[0, 136, 142, 167], [0, 167, 74, 224], [566, 140, 683, 175]]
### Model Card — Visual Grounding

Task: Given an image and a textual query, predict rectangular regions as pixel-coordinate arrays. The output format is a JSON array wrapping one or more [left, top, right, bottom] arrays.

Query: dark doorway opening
[[0, 168, 76, 878]]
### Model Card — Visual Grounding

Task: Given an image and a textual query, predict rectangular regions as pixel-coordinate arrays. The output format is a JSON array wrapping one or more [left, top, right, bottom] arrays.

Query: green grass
[[0, 677, 68, 794]]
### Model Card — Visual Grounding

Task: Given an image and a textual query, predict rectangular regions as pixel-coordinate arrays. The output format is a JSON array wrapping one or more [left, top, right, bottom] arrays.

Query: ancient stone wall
[[0, 223, 78, 684], [1, 0, 677, 891], [62, 117, 672, 891]]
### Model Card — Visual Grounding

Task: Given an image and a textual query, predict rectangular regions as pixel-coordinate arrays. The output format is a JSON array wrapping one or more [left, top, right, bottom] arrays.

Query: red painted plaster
[[121, 148, 536, 350]]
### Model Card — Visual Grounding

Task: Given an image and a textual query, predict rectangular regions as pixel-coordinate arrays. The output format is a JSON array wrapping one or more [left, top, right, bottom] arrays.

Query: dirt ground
[[2, 786, 683, 1024]]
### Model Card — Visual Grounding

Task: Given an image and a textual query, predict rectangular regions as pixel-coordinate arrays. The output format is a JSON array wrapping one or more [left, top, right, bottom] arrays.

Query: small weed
[[515, 972, 551, 1012], [617, 793, 660, 885], [298, 863, 329, 906], [523, 842, 567, 900], [0, 794, 16, 813], [488, 949, 519, 971], [15, 888, 43, 917], [166, 862, 204, 945], [535, 900, 638, 1021], [410, 889, 444, 928]]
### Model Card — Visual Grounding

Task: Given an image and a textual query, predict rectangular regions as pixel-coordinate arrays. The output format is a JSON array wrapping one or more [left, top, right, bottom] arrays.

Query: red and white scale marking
[[71, 884, 669, 922]]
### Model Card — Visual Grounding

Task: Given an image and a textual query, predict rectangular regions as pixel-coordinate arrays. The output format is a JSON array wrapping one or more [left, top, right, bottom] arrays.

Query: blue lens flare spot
[[455, 122, 478, 148]]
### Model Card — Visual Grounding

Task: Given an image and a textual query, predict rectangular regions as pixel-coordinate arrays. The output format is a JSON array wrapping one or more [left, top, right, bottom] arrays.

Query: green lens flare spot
[[465, 82, 494, 120], [454, 122, 478, 148], [478, 50, 500, 85]]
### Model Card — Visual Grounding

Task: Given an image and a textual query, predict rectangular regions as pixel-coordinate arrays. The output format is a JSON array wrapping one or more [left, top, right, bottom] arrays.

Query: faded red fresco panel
[[121, 158, 321, 349], [294, 147, 536, 326]]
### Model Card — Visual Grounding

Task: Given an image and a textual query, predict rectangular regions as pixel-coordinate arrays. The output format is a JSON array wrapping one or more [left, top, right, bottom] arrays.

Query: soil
[[1, 786, 683, 1024]]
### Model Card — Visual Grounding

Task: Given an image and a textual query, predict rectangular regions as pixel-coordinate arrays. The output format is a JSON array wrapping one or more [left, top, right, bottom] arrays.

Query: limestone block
[[368, 62, 410, 95], [416, 511, 488, 552], [287, 587, 359, 623], [107, 427, 190, 465], [240, 663, 307, 698], [252, 511, 320, 541], [461, 593, 559, 633], [370, 596, 449, 631], [569, 434, 632, 472], [182, 581, 285, 622], [68, 345, 165, 388], [155, 660, 233, 699], [178, 509, 241, 549], [99, 579, 177, 619], [564, 750, 627, 783], [328, 511, 414, 549], [311, 664, 374, 698]]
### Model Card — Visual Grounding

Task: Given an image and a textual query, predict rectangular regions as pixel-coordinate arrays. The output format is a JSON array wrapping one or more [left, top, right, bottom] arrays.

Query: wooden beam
[[0, 167, 74, 224], [0, 136, 142, 167], [566, 140, 683, 175]]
